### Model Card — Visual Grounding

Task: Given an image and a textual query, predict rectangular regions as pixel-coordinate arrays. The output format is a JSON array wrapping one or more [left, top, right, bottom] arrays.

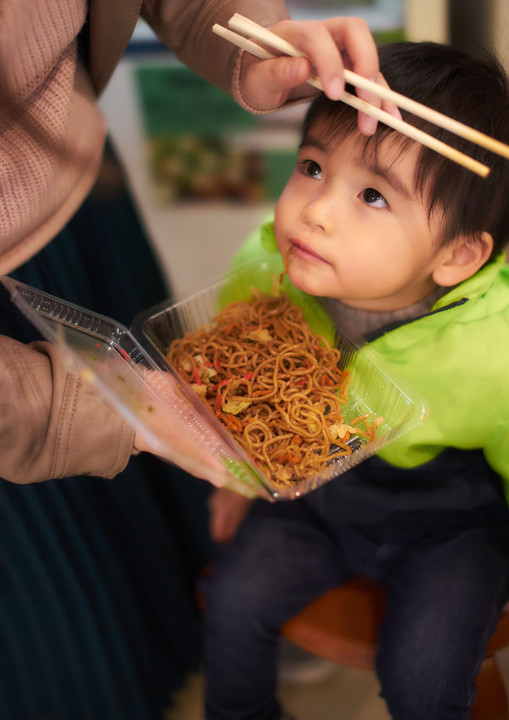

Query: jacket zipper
[[365, 298, 469, 342]]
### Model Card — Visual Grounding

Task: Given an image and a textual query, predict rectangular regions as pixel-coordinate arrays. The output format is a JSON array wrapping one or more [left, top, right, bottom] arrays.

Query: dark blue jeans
[[202, 455, 509, 720]]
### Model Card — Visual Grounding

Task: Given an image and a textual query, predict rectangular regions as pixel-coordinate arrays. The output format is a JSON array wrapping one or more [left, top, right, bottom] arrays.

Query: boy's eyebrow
[[299, 135, 327, 153], [301, 133, 416, 201], [356, 155, 415, 201], [363, 158, 415, 200]]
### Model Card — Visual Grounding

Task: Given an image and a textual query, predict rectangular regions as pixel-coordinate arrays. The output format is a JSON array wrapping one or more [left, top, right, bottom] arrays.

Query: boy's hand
[[238, 16, 400, 135], [208, 487, 253, 543]]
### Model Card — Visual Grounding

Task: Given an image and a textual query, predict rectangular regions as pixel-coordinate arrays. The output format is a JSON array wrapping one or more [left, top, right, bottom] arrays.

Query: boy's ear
[[432, 232, 493, 287]]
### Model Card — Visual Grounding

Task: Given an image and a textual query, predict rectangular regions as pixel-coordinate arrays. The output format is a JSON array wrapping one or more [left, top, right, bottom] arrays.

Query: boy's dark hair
[[302, 42, 509, 256]]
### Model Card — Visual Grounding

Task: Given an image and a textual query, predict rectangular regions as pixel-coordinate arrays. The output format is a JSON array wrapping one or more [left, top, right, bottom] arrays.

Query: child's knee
[[201, 560, 270, 633], [377, 653, 474, 719]]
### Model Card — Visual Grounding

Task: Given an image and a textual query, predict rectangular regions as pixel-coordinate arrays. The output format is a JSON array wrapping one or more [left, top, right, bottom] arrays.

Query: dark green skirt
[[0, 161, 212, 719]]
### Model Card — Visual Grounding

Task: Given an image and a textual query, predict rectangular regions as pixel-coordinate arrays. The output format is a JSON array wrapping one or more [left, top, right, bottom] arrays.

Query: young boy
[[202, 42, 509, 719]]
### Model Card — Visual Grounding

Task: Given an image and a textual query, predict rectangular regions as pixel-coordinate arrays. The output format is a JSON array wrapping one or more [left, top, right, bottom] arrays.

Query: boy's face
[[274, 122, 453, 312]]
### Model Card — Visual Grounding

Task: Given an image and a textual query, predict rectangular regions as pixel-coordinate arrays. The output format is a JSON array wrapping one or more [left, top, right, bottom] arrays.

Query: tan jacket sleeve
[[0, 335, 134, 483], [140, 0, 291, 94]]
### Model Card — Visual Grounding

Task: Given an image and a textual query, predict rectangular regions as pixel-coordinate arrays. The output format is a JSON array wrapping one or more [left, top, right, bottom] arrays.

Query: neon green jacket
[[372, 252, 509, 489], [232, 222, 509, 502]]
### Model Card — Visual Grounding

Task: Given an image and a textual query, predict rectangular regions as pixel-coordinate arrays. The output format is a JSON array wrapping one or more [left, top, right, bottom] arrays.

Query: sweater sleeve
[[140, 0, 291, 95], [0, 335, 134, 483]]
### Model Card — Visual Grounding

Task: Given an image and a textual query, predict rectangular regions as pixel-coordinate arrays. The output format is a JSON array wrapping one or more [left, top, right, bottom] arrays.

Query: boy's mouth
[[289, 239, 330, 265]]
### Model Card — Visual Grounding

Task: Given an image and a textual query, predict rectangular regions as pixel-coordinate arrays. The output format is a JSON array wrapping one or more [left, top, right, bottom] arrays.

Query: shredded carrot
[[320, 374, 334, 386], [223, 414, 243, 433], [294, 377, 308, 387], [226, 322, 243, 334], [350, 413, 370, 425], [210, 378, 229, 391], [251, 389, 271, 397], [279, 448, 300, 464]]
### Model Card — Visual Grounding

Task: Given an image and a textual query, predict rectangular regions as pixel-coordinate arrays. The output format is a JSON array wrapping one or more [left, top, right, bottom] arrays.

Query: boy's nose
[[302, 192, 335, 235]]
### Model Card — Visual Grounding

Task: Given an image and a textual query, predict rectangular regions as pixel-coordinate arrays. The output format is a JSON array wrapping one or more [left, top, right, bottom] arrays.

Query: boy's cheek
[[272, 213, 285, 254]]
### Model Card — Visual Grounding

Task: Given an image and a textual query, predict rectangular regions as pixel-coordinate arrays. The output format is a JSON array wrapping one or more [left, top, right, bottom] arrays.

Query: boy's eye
[[361, 187, 389, 209], [298, 159, 322, 179]]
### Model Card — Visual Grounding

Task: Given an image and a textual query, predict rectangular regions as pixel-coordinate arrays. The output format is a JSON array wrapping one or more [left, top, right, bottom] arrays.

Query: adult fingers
[[240, 51, 317, 110], [272, 17, 379, 100], [266, 18, 401, 134]]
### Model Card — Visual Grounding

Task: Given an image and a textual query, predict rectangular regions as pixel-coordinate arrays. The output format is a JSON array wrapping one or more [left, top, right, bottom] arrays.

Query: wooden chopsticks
[[213, 13, 509, 177]]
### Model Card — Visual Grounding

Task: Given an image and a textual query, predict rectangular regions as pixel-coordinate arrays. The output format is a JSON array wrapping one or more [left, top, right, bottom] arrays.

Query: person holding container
[[0, 1, 396, 718]]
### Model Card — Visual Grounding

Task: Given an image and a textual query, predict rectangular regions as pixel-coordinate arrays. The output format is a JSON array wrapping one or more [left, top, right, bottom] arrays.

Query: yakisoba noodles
[[167, 291, 379, 487]]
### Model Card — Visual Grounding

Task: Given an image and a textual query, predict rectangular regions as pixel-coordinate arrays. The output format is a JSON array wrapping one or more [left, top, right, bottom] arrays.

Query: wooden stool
[[280, 577, 509, 719]]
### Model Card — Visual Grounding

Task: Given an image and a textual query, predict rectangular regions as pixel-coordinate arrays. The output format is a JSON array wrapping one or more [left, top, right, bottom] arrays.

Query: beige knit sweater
[[0, 0, 290, 483]]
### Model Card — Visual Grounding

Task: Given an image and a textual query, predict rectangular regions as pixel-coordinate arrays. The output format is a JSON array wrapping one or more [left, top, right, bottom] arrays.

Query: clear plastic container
[[1, 258, 428, 501]]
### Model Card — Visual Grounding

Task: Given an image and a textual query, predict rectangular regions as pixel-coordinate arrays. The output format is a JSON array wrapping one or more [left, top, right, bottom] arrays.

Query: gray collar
[[322, 285, 450, 337]]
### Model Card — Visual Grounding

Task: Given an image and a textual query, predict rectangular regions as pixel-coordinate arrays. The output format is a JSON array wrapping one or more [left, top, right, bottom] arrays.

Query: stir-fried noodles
[[167, 291, 378, 486]]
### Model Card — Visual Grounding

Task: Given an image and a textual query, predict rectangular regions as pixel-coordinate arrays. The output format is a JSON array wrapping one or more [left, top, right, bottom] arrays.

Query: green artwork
[[134, 64, 299, 204], [136, 66, 257, 136]]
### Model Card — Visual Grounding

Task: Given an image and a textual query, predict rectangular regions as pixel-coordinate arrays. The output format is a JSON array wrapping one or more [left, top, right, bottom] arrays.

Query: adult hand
[[132, 369, 264, 495], [238, 16, 400, 135], [132, 369, 234, 488]]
